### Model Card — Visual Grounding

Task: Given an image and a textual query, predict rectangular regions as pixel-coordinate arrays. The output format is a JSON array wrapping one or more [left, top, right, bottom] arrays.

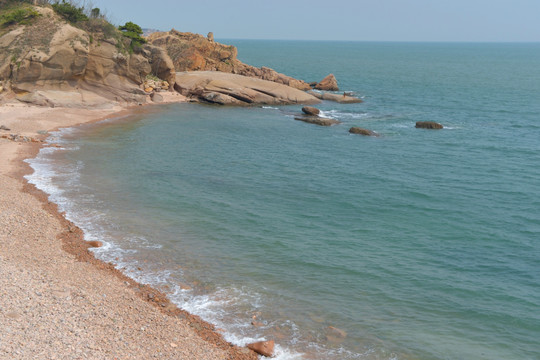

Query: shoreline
[[0, 96, 257, 359]]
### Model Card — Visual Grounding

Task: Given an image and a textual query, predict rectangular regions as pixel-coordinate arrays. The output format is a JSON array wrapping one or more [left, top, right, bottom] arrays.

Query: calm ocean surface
[[27, 41, 540, 359]]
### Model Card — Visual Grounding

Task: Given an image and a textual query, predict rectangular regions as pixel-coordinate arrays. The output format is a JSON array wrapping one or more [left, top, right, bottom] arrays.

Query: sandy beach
[[0, 96, 257, 359]]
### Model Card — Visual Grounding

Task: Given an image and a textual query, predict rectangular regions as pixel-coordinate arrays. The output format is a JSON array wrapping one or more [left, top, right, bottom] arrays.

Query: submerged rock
[[415, 121, 443, 129], [294, 115, 341, 126], [314, 74, 339, 91], [349, 127, 379, 136], [326, 326, 347, 343], [247, 340, 275, 357]]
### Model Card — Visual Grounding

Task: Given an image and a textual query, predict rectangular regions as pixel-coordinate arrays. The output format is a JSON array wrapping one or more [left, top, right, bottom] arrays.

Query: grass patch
[[0, 5, 40, 27]]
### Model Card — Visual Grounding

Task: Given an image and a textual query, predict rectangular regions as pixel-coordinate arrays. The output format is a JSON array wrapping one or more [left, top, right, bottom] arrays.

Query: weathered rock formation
[[143, 45, 176, 87], [294, 115, 340, 126], [415, 121, 443, 129], [307, 90, 363, 104], [314, 74, 339, 91], [174, 71, 320, 106], [0, 6, 164, 106], [147, 30, 311, 90], [349, 127, 379, 136], [302, 106, 320, 116]]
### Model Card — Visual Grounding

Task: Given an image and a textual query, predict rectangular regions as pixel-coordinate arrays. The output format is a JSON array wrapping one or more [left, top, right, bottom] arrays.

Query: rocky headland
[[0, 3, 362, 108]]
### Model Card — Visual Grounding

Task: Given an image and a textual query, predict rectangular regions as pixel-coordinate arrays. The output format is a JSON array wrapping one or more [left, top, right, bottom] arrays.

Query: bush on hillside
[[0, 6, 40, 27], [51, 0, 88, 23]]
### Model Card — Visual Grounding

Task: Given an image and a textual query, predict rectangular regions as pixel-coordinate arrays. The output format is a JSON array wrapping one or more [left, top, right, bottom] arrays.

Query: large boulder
[[247, 340, 275, 357], [174, 71, 320, 106], [314, 74, 339, 91], [415, 121, 443, 129], [144, 45, 176, 88], [302, 106, 320, 115]]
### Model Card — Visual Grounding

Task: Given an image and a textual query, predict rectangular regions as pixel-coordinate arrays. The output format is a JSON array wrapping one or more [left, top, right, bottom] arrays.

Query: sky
[[86, 0, 540, 42]]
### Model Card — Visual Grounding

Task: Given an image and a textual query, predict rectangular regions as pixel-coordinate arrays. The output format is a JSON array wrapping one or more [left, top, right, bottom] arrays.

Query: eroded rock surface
[[314, 74, 339, 91], [174, 71, 320, 106]]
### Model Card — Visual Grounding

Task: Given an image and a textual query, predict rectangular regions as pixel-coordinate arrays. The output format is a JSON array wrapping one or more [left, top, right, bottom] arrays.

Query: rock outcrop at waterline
[[174, 71, 320, 106], [294, 115, 340, 126], [147, 30, 312, 91], [307, 90, 363, 104]]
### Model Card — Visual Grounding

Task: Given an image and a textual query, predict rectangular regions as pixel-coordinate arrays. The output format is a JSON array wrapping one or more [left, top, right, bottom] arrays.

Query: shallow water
[[27, 41, 540, 359]]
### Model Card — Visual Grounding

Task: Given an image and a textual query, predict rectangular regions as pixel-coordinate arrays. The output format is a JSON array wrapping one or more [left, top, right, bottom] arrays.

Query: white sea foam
[[319, 109, 370, 120]]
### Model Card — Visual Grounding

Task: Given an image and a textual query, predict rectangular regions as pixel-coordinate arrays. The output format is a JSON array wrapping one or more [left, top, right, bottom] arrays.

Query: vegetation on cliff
[[0, 5, 39, 28], [118, 21, 146, 52]]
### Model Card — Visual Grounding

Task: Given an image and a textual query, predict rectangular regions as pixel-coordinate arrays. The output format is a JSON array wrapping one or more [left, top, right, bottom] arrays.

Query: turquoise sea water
[[27, 41, 540, 359]]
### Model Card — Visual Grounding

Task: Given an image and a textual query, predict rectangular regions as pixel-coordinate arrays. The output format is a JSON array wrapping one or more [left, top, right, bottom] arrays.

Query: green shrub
[[118, 21, 146, 50], [0, 6, 40, 27], [51, 0, 88, 23]]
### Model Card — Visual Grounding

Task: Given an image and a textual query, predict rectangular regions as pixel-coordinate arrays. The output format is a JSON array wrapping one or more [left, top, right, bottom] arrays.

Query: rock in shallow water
[[415, 121, 443, 129], [294, 115, 341, 126], [247, 340, 275, 357], [307, 90, 363, 104], [349, 127, 379, 136], [302, 106, 320, 116]]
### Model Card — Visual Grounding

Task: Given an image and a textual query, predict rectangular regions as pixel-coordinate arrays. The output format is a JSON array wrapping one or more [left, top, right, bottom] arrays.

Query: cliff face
[[147, 30, 311, 91], [0, 6, 173, 106]]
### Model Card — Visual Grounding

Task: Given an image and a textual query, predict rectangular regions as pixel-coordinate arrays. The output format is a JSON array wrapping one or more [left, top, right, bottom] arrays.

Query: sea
[[26, 41, 540, 360]]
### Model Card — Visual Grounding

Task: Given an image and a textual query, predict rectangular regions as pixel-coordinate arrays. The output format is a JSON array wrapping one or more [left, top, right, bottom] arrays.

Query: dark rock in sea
[[247, 340, 275, 357], [315, 74, 339, 91], [294, 116, 341, 126], [349, 127, 379, 136], [302, 106, 320, 116], [416, 121, 443, 129], [307, 90, 363, 104]]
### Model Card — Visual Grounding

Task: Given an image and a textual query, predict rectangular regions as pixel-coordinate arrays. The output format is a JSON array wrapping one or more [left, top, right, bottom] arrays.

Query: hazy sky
[[88, 0, 540, 42]]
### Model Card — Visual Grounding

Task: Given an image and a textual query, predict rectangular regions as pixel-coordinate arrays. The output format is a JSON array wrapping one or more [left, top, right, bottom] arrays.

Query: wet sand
[[0, 97, 257, 359]]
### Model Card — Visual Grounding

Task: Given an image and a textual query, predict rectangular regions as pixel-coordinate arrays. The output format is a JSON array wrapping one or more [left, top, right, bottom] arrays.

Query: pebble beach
[[0, 99, 257, 360]]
